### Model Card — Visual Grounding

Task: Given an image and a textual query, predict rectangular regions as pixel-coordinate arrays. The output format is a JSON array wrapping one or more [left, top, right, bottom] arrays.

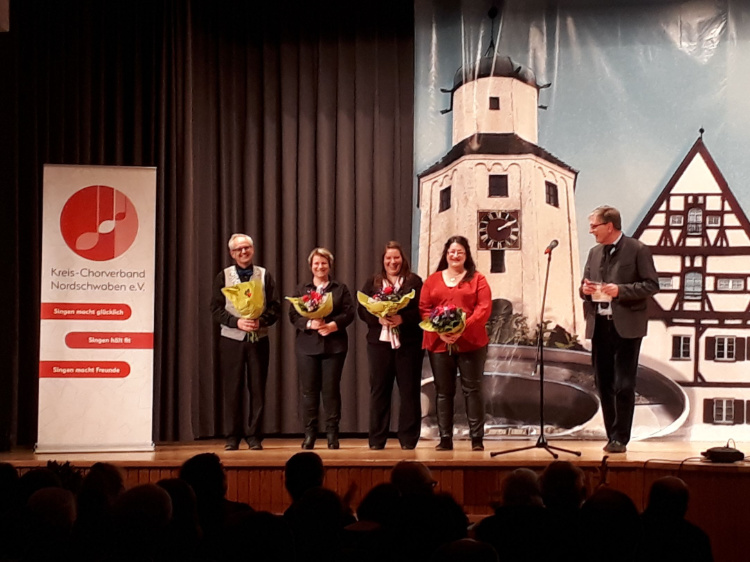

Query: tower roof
[[417, 133, 577, 179], [451, 55, 543, 91]]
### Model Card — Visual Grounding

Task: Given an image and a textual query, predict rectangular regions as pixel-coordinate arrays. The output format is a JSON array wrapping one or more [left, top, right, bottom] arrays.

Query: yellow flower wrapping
[[221, 281, 266, 343], [221, 281, 266, 319], [356, 289, 415, 318], [285, 292, 334, 319]]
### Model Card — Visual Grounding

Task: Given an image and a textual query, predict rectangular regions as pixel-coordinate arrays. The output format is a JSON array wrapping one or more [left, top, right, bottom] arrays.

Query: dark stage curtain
[[0, 0, 414, 446]]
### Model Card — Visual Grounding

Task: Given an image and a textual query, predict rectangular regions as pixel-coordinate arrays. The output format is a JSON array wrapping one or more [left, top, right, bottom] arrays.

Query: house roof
[[417, 132, 577, 179], [633, 136, 750, 242]]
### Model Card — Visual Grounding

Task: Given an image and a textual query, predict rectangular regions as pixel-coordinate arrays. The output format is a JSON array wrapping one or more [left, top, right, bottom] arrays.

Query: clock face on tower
[[477, 210, 521, 250]]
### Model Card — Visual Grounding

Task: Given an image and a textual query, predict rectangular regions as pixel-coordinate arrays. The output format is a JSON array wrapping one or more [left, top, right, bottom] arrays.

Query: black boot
[[302, 433, 316, 450], [471, 437, 484, 451], [436, 436, 453, 451], [327, 431, 340, 449]]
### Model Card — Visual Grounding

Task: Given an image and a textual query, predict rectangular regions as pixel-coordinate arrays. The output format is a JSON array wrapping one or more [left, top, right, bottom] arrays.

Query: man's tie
[[236, 266, 254, 278], [599, 244, 616, 313], [599, 244, 614, 281]]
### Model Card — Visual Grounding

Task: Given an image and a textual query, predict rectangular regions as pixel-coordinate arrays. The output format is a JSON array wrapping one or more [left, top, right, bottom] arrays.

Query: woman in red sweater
[[419, 236, 492, 451]]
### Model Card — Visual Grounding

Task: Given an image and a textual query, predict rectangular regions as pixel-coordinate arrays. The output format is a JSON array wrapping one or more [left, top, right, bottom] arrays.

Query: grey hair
[[228, 233, 253, 251]]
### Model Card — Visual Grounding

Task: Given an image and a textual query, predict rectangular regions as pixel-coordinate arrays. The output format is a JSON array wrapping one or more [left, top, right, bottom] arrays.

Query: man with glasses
[[211, 233, 280, 450], [580, 206, 658, 453]]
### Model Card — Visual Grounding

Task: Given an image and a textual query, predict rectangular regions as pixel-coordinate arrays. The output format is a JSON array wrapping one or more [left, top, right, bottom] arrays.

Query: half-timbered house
[[635, 134, 750, 440]]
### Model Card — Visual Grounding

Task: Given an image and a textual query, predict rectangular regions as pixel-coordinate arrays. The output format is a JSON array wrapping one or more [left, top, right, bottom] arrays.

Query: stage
[[3, 437, 750, 561]]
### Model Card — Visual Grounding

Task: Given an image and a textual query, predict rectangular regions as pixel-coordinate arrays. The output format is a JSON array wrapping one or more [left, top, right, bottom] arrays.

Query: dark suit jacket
[[357, 273, 423, 345], [288, 279, 355, 355], [581, 234, 659, 339]]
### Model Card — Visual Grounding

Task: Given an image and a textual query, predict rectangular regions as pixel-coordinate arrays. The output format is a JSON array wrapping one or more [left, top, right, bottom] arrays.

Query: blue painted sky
[[414, 0, 750, 265]]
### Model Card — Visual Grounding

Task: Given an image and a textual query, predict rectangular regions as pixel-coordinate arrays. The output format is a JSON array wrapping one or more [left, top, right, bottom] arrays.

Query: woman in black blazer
[[357, 241, 424, 450], [289, 247, 355, 449]]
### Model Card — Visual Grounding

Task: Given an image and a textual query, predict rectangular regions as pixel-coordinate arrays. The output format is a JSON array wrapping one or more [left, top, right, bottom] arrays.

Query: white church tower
[[417, 54, 583, 337]]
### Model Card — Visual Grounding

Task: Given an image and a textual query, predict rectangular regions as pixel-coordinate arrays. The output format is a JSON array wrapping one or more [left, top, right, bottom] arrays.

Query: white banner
[[37, 165, 156, 452]]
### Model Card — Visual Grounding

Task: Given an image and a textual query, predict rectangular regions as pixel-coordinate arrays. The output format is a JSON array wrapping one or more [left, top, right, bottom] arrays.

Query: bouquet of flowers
[[357, 288, 415, 348], [286, 288, 334, 319], [419, 304, 466, 354], [221, 280, 266, 342], [372, 286, 401, 302]]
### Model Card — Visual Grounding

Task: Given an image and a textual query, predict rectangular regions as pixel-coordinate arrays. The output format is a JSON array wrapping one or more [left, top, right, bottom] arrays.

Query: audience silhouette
[[0, 454, 715, 562], [637, 476, 713, 562], [474, 468, 549, 562]]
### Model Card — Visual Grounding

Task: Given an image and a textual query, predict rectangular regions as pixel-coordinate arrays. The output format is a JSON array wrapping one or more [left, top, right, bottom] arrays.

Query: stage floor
[[2, 437, 746, 468]]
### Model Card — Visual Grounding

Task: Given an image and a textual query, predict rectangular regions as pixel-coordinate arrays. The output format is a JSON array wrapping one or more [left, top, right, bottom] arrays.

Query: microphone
[[544, 239, 559, 254]]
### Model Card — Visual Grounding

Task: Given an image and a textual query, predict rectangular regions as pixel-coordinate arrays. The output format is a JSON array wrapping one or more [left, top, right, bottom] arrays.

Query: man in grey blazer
[[581, 206, 659, 453]]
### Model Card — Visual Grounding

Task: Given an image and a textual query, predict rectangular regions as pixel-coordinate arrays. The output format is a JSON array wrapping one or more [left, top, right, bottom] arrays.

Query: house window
[[545, 182, 559, 208], [659, 277, 673, 290], [717, 278, 745, 291], [490, 250, 505, 273], [489, 96, 500, 110], [716, 336, 736, 361], [704, 398, 745, 425], [439, 186, 451, 212], [707, 215, 721, 226], [669, 215, 684, 226], [687, 208, 703, 235], [671, 335, 691, 360], [489, 175, 509, 197], [713, 398, 735, 424], [684, 272, 702, 300]]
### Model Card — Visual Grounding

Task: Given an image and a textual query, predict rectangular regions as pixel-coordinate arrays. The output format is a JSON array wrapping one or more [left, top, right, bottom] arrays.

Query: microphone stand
[[490, 245, 581, 459]]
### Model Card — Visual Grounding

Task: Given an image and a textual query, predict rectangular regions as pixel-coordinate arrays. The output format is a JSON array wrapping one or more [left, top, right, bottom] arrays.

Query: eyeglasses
[[589, 223, 608, 230], [448, 250, 466, 256], [232, 246, 253, 253]]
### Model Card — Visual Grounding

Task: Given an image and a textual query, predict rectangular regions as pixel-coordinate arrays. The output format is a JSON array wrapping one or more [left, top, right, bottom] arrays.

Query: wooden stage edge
[[3, 436, 748, 469], [3, 437, 750, 509], [4, 438, 750, 561]]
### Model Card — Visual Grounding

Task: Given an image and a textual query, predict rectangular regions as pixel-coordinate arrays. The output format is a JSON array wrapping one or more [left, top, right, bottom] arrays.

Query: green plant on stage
[[488, 309, 581, 350]]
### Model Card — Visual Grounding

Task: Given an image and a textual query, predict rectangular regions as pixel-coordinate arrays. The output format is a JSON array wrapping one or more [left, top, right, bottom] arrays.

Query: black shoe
[[369, 443, 385, 450], [400, 444, 416, 450], [327, 432, 340, 450], [471, 438, 484, 451], [246, 437, 263, 451], [302, 435, 316, 450], [603, 440, 627, 453], [224, 438, 239, 451], [435, 437, 453, 451]]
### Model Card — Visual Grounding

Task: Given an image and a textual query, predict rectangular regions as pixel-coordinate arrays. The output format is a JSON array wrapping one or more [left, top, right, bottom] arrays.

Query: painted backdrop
[[414, 0, 750, 441]]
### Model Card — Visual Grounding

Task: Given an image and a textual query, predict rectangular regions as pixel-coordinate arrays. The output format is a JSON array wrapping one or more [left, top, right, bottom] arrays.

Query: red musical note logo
[[60, 186, 139, 261]]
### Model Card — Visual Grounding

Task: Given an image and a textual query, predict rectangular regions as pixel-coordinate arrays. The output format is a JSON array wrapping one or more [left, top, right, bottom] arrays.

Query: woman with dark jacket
[[289, 248, 355, 450], [358, 241, 424, 450]]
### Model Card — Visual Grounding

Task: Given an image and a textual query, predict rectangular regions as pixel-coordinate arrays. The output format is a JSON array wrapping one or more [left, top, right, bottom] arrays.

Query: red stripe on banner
[[65, 332, 154, 349], [40, 302, 132, 320], [39, 361, 131, 378]]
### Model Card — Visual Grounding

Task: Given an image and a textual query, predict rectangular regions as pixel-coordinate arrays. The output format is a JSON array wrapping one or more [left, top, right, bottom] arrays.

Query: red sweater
[[419, 271, 492, 353]]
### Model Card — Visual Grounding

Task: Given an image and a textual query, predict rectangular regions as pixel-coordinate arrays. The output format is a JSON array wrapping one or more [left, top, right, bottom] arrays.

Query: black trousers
[[428, 346, 487, 440], [592, 315, 642, 444], [367, 342, 424, 448], [297, 351, 347, 434], [220, 335, 270, 441]]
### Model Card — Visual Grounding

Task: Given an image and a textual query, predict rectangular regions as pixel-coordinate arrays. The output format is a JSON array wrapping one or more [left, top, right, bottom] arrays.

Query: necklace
[[445, 269, 465, 285]]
